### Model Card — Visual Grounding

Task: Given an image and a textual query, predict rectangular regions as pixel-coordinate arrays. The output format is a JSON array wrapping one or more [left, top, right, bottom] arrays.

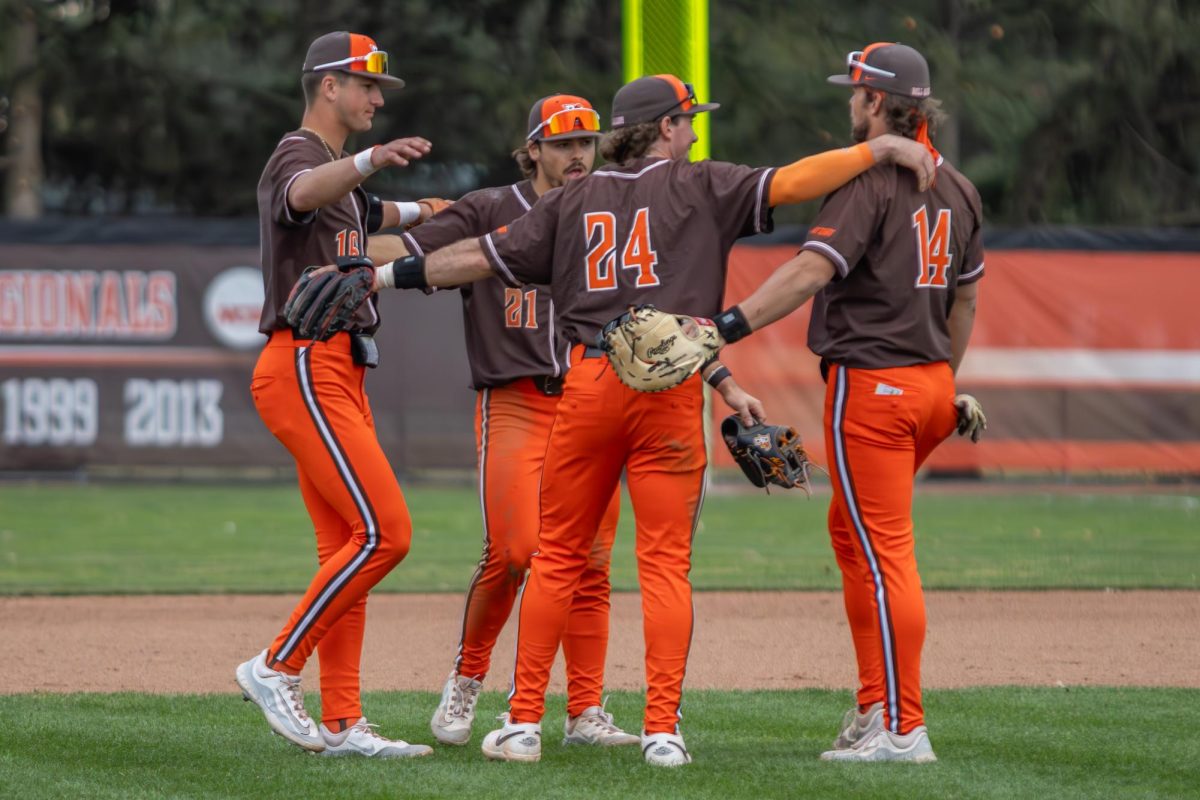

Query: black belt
[[582, 345, 605, 359], [530, 375, 563, 396]]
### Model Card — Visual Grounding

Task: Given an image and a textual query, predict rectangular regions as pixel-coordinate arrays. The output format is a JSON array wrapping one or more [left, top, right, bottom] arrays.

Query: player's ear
[[321, 73, 340, 101], [659, 115, 673, 138], [527, 141, 541, 164]]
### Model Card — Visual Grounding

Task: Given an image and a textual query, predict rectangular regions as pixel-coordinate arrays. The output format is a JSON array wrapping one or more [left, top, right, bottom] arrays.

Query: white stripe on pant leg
[[831, 366, 901, 733], [276, 347, 379, 661]]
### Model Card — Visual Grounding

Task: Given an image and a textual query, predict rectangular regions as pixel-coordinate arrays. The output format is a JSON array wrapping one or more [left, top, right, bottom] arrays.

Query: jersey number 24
[[584, 207, 661, 292], [911, 206, 953, 288]]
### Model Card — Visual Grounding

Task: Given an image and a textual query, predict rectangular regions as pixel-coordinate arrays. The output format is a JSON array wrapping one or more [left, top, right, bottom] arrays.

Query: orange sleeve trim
[[768, 143, 875, 206]]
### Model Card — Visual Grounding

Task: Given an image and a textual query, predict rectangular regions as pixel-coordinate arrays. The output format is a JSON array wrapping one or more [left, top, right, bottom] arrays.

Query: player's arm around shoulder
[[767, 135, 933, 207]]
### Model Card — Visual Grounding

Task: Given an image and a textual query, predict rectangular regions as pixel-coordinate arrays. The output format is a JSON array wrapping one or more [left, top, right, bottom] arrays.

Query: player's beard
[[851, 118, 869, 143]]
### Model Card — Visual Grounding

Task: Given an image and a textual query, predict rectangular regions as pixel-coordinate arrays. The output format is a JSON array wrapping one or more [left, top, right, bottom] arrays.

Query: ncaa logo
[[753, 433, 771, 450], [204, 267, 264, 350]]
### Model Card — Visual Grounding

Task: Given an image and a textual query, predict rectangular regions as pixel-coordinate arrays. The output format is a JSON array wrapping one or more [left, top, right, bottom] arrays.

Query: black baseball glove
[[284, 257, 375, 341], [721, 415, 819, 494]]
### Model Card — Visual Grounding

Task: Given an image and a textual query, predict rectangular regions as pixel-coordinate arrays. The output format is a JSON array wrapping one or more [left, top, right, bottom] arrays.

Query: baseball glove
[[599, 305, 723, 392], [284, 258, 375, 341], [953, 393, 987, 443], [721, 415, 819, 494]]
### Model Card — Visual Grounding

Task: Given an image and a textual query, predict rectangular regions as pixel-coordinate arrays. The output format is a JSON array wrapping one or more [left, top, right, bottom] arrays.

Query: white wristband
[[374, 261, 395, 290], [394, 201, 422, 225], [353, 147, 379, 177]]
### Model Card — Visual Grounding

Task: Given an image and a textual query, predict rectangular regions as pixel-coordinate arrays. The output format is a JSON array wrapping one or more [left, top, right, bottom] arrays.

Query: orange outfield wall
[[714, 246, 1200, 474]]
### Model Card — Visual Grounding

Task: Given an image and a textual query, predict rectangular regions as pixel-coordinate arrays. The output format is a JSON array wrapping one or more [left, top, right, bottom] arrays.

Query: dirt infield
[[2, 590, 1196, 694]]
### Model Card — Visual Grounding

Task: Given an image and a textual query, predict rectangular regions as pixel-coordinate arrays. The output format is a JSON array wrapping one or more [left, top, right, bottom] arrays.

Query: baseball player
[[369, 73, 935, 766], [704, 43, 987, 762], [234, 31, 440, 758], [373, 94, 635, 748]]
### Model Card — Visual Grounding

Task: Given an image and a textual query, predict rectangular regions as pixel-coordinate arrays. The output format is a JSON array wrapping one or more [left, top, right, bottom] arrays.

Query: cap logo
[[912, 87, 931, 97], [612, 115, 624, 126]]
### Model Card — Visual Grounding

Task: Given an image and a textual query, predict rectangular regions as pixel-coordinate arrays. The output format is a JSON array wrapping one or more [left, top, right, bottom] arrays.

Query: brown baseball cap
[[526, 94, 603, 142], [827, 42, 931, 98], [302, 31, 405, 89], [610, 74, 719, 128]]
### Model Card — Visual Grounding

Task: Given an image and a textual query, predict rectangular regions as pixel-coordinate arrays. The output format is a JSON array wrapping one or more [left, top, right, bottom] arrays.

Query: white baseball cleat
[[831, 701, 885, 750], [820, 725, 938, 763], [235, 649, 324, 752], [430, 671, 483, 745], [562, 699, 639, 746], [641, 731, 692, 767], [319, 717, 433, 758], [562, 700, 639, 746], [481, 714, 542, 763]]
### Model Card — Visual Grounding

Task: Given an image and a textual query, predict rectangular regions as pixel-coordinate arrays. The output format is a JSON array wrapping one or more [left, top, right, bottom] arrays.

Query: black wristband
[[705, 366, 732, 388], [392, 254, 428, 290], [336, 255, 373, 272], [714, 305, 752, 344]]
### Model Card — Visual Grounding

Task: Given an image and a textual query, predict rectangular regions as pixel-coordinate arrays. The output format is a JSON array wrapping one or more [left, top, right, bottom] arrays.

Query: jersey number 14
[[584, 207, 661, 292], [911, 206, 953, 288]]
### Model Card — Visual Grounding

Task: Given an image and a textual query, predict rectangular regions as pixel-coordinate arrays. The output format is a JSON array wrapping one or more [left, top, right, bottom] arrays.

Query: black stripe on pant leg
[[454, 388, 493, 675], [830, 365, 903, 733], [275, 347, 380, 663], [671, 396, 708, 732]]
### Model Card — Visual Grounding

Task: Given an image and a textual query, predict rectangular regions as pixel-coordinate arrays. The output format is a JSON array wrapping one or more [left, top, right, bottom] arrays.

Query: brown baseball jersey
[[257, 129, 380, 334], [803, 158, 984, 369], [402, 181, 564, 389], [480, 157, 775, 346]]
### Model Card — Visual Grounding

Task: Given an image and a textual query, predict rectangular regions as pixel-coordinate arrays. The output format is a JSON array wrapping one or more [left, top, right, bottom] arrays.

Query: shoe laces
[[279, 674, 311, 722], [575, 697, 621, 735], [349, 719, 388, 742], [447, 675, 481, 718]]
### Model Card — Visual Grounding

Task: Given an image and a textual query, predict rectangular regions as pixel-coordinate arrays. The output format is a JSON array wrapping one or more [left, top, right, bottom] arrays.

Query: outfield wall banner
[[0, 244, 282, 469], [2, 230, 1197, 475], [714, 247, 1200, 474], [0, 242, 476, 472]]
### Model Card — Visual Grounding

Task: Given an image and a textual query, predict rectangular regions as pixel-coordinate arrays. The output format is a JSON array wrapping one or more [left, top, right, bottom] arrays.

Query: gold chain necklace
[[299, 126, 337, 162]]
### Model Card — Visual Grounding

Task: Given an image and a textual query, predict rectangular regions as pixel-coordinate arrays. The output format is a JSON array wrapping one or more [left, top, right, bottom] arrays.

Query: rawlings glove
[[284, 257, 376, 341], [721, 415, 819, 494], [599, 305, 723, 392], [953, 393, 987, 443]]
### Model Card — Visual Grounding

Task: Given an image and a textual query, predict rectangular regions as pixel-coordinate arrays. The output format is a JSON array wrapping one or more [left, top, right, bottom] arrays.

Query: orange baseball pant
[[508, 347, 706, 733], [251, 330, 412, 723], [824, 361, 957, 735], [457, 378, 619, 715]]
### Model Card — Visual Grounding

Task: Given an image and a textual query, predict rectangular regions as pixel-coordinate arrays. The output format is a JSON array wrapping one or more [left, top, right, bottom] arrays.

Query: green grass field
[[1, 688, 1196, 800], [2, 482, 1197, 798], [0, 483, 1196, 593]]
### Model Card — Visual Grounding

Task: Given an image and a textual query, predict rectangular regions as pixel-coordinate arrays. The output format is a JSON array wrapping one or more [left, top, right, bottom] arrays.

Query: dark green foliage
[[0, 0, 1197, 223]]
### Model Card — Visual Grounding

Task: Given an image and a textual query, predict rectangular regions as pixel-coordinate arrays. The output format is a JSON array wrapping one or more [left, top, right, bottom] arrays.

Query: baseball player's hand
[[953, 393, 987, 443], [870, 134, 935, 192], [715, 377, 765, 427], [416, 197, 453, 222], [371, 137, 432, 169]]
